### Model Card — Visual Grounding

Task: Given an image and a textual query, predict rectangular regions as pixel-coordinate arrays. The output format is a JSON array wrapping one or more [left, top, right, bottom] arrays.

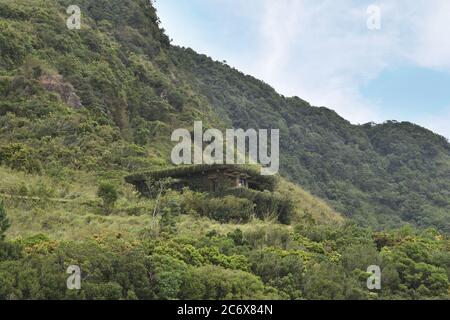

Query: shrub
[[0, 143, 43, 174], [0, 200, 10, 241], [97, 183, 119, 215], [179, 265, 269, 300], [244, 226, 291, 250], [226, 188, 294, 224], [182, 192, 255, 223], [204, 196, 254, 223], [167, 89, 185, 111]]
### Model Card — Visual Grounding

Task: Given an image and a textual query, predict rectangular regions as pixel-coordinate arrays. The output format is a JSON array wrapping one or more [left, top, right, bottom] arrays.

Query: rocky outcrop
[[39, 74, 82, 108]]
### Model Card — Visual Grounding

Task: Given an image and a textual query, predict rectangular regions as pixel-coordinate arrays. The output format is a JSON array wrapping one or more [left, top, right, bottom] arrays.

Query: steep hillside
[[1, 0, 448, 233], [0, 0, 448, 301], [171, 47, 450, 232], [0, 0, 341, 232]]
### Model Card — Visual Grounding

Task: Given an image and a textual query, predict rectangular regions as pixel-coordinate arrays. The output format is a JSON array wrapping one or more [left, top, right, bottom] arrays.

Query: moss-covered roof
[[125, 164, 276, 191]]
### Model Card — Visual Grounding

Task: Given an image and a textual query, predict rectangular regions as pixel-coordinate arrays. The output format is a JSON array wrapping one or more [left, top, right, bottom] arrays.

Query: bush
[[249, 250, 304, 299], [0, 201, 10, 241], [182, 191, 255, 223], [179, 265, 269, 300], [226, 188, 294, 224], [97, 183, 119, 215], [167, 89, 185, 111], [205, 196, 254, 223], [244, 226, 291, 249], [0, 143, 43, 174]]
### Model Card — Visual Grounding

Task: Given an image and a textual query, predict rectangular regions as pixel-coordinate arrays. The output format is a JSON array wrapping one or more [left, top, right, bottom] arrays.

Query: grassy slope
[[1, 165, 342, 241]]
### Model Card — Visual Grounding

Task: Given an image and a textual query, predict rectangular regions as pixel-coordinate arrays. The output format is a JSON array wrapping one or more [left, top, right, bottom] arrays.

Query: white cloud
[[258, 0, 305, 75], [244, 0, 399, 123], [156, 0, 450, 137], [236, 0, 450, 134], [412, 0, 450, 71]]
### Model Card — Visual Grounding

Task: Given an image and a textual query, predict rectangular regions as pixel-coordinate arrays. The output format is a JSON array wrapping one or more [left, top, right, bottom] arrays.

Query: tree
[[179, 265, 269, 300], [97, 183, 119, 215], [0, 200, 10, 241], [144, 178, 173, 235]]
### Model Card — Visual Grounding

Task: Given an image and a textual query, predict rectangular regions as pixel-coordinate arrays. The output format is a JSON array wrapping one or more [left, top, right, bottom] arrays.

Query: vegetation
[[0, 0, 448, 300], [172, 48, 450, 232], [126, 164, 277, 192], [97, 182, 119, 215], [225, 188, 294, 224], [0, 222, 448, 300], [0, 201, 10, 240]]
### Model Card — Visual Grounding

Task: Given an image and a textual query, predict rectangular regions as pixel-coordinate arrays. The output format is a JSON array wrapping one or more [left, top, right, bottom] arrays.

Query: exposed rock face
[[39, 74, 82, 108]]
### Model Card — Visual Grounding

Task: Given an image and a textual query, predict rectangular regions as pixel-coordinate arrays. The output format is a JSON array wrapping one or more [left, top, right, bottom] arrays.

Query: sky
[[153, 0, 450, 139]]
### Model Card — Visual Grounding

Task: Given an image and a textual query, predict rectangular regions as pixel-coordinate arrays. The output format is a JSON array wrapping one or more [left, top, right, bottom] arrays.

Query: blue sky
[[154, 0, 450, 139]]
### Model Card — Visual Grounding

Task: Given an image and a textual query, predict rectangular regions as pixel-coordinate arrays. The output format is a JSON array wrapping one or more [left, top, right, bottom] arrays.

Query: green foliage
[[179, 265, 270, 300], [1, 0, 448, 232], [0, 0, 449, 301], [0, 200, 10, 240], [171, 48, 450, 232], [226, 188, 294, 224], [127, 164, 277, 193], [97, 183, 119, 214], [0, 225, 447, 300], [159, 194, 182, 234], [0, 143, 43, 174], [182, 192, 255, 223], [249, 250, 304, 299]]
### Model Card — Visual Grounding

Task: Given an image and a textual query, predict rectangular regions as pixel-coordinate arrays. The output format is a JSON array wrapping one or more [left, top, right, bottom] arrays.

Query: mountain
[[0, 0, 449, 300], [2, 0, 448, 231], [170, 47, 450, 232]]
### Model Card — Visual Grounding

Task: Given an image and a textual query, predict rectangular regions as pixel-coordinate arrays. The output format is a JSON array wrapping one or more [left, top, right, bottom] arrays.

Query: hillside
[[1, 0, 448, 233], [171, 48, 450, 232], [0, 0, 449, 300]]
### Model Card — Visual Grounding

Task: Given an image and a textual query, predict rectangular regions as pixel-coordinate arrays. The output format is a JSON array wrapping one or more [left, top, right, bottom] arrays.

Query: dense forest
[[0, 0, 449, 300]]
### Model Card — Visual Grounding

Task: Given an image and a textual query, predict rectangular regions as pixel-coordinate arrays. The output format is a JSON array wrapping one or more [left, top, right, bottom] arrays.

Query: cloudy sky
[[154, 0, 450, 139]]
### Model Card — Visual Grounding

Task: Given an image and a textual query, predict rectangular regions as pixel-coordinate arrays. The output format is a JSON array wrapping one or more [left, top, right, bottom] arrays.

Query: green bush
[[0, 200, 10, 241], [97, 182, 119, 215], [249, 250, 304, 299], [226, 188, 294, 224], [179, 265, 271, 300], [167, 89, 185, 111], [0, 143, 43, 174], [182, 192, 255, 223]]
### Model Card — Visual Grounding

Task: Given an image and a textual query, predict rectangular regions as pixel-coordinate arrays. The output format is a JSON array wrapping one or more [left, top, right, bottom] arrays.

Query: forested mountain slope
[[0, 0, 341, 238], [171, 47, 450, 232], [0, 0, 448, 233], [0, 0, 449, 301]]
